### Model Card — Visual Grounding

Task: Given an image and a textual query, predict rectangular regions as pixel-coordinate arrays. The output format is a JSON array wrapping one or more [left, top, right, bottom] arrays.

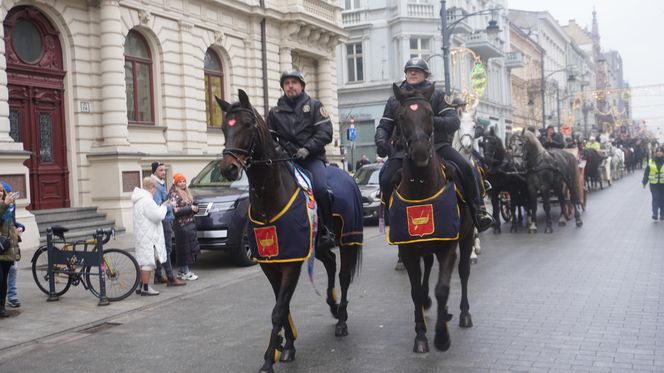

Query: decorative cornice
[[138, 9, 151, 25]]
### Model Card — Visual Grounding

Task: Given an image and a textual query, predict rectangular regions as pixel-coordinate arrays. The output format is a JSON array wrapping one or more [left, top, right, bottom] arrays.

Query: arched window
[[124, 30, 154, 124], [204, 49, 224, 128]]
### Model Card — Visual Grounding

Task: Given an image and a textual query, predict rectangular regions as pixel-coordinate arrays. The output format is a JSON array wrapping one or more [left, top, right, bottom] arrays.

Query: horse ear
[[215, 96, 231, 112], [392, 83, 402, 101], [238, 89, 250, 108], [421, 82, 435, 101], [489, 126, 495, 136]]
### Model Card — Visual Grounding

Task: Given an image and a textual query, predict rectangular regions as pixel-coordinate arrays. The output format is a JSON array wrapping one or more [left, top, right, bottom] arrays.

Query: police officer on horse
[[375, 57, 494, 232], [267, 69, 335, 249]]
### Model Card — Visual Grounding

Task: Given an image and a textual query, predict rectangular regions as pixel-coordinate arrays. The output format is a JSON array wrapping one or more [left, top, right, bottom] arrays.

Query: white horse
[[608, 143, 625, 180], [452, 111, 483, 263]]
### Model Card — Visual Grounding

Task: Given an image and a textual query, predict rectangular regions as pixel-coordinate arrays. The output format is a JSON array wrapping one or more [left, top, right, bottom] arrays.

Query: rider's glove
[[295, 147, 310, 160]]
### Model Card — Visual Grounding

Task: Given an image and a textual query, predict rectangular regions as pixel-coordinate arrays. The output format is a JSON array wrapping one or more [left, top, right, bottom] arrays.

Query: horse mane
[[523, 130, 545, 155]]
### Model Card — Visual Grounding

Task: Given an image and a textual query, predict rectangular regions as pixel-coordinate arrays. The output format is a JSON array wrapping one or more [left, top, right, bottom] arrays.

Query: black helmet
[[403, 58, 430, 76], [451, 97, 466, 108], [280, 70, 306, 89]]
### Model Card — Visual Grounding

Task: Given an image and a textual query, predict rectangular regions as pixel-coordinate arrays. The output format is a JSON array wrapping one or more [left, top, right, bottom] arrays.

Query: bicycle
[[31, 226, 140, 302]]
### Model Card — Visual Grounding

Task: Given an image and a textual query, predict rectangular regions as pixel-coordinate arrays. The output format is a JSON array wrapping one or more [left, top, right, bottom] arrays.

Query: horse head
[[457, 112, 476, 153], [392, 82, 435, 168], [216, 89, 270, 181], [481, 127, 505, 169]]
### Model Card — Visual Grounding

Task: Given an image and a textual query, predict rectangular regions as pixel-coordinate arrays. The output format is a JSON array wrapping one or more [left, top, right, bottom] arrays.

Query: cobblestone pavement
[[1, 172, 663, 373]]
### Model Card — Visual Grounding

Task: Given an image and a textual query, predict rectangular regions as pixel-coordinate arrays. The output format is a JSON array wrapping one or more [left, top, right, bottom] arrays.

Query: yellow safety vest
[[585, 142, 600, 151], [648, 160, 664, 184]]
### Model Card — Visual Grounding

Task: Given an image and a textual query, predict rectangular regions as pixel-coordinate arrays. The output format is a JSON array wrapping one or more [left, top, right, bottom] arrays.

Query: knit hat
[[151, 161, 164, 174], [173, 173, 186, 185]]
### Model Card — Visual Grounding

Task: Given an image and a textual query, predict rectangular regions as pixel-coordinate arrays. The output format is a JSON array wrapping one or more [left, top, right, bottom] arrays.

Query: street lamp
[[540, 67, 575, 130], [440, 1, 502, 97]]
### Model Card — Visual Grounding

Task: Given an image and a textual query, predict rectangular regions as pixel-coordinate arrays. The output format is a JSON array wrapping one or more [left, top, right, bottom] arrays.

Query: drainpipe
[[260, 0, 269, 118]]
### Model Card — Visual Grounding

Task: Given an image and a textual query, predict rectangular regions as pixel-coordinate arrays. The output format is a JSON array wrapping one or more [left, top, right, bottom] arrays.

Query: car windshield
[[189, 161, 249, 189], [354, 166, 380, 185]]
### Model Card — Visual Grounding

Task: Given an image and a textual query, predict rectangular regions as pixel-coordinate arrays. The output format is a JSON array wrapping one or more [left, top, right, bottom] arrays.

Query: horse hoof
[[459, 312, 473, 328], [558, 221, 566, 227], [413, 339, 429, 353], [259, 365, 274, 373], [335, 323, 348, 337], [394, 261, 405, 271], [528, 229, 537, 234], [470, 257, 478, 264], [434, 332, 451, 352], [576, 220, 583, 227], [279, 348, 296, 362], [423, 296, 433, 311], [492, 227, 501, 234]]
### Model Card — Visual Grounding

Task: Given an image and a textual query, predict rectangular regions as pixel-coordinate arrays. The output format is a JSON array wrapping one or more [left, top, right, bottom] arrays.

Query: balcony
[[407, 3, 435, 18], [446, 7, 473, 34], [465, 32, 504, 59], [505, 52, 525, 69], [342, 9, 369, 27]]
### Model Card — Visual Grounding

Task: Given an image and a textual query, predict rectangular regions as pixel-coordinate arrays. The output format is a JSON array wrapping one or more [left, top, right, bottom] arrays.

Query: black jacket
[[539, 132, 565, 149], [375, 80, 459, 159], [267, 92, 333, 161]]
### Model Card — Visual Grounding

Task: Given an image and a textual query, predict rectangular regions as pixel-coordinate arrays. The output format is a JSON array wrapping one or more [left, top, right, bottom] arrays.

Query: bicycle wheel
[[31, 247, 72, 296], [86, 248, 140, 302]]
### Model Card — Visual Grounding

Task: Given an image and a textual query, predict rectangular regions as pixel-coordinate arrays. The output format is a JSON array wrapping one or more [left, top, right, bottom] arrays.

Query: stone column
[[279, 46, 292, 72], [0, 9, 20, 147], [99, 0, 130, 148], [178, 20, 205, 153], [318, 56, 341, 162]]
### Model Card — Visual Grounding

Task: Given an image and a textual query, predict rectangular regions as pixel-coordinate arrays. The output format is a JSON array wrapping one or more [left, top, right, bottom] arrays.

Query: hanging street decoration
[[470, 62, 487, 98]]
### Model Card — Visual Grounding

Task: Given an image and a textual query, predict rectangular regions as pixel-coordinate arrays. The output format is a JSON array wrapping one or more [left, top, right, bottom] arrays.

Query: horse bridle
[[399, 96, 434, 160], [221, 107, 293, 169]]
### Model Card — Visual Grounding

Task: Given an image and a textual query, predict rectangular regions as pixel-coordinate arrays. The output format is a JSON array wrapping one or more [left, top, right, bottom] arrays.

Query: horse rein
[[221, 107, 293, 169]]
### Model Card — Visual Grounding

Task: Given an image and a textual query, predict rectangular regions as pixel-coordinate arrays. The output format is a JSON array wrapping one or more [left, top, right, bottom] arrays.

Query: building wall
[[0, 0, 346, 247], [509, 23, 543, 131]]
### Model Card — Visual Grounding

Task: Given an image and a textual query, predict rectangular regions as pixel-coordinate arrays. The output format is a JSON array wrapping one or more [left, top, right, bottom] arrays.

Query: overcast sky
[[508, 0, 664, 130]]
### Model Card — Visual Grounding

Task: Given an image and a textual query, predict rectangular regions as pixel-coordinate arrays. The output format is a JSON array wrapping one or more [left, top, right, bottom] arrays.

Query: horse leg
[[458, 230, 473, 328], [400, 250, 429, 353], [490, 189, 501, 234], [542, 189, 553, 233], [433, 246, 457, 351], [422, 253, 434, 311], [258, 263, 302, 372], [557, 187, 567, 227], [527, 185, 538, 233], [335, 245, 354, 337], [315, 248, 339, 319]]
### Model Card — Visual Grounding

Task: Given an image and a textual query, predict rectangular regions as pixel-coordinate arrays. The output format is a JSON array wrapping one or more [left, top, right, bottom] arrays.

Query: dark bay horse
[[510, 130, 583, 233], [216, 90, 362, 373], [481, 129, 529, 233], [388, 83, 475, 353], [580, 148, 604, 190]]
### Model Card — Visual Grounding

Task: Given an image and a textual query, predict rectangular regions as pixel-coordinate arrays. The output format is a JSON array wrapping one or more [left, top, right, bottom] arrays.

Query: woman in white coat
[[132, 177, 170, 296]]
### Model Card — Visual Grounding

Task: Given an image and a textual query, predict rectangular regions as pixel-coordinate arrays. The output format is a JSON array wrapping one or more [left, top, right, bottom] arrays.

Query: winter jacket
[[169, 185, 201, 266], [539, 132, 565, 149], [375, 80, 459, 159], [0, 203, 20, 262], [131, 187, 167, 268], [267, 92, 333, 161], [151, 175, 174, 221]]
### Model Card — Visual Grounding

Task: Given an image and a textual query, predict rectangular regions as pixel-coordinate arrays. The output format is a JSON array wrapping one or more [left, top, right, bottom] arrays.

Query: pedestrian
[[0, 182, 24, 308], [169, 173, 201, 281], [642, 146, 664, 221], [375, 57, 494, 233], [131, 177, 169, 296], [266, 69, 336, 250], [355, 154, 370, 171], [539, 125, 565, 150], [0, 182, 21, 317], [150, 161, 185, 287]]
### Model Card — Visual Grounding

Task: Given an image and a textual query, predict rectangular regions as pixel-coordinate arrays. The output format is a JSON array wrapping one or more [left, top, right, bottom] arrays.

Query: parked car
[[188, 161, 255, 266], [353, 163, 384, 224]]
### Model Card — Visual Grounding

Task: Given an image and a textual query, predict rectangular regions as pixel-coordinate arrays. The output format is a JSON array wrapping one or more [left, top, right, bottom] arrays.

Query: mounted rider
[[539, 125, 565, 150], [375, 57, 494, 232], [266, 69, 335, 249]]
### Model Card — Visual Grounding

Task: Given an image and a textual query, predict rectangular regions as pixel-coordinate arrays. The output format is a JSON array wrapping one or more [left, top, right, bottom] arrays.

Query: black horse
[[388, 83, 475, 353], [216, 90, 362, 373], [481, 129, 530, 233], [580, 148, 604, 190], [510, 130, 583, 233]]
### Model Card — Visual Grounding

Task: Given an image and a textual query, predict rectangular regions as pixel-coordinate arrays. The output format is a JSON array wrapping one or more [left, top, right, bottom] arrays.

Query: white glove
[[295, 148, 310, 160]]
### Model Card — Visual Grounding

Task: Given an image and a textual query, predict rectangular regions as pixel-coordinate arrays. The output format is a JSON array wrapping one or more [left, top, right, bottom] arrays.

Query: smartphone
[[14, 191, 20, 199]]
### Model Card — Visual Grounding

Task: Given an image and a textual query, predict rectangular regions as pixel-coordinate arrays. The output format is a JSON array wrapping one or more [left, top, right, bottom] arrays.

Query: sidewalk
[[0, 231, 260, 353]]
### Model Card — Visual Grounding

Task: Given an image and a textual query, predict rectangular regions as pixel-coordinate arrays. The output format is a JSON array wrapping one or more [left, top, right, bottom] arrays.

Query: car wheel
[[234, 224, 256, 267]]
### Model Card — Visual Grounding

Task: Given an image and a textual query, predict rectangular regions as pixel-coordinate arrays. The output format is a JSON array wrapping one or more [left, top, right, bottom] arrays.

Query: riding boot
[[471, 202, 494, 233]]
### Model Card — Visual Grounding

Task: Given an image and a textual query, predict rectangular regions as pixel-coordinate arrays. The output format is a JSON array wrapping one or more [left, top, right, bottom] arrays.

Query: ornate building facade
[[0, 0, 345, 248]]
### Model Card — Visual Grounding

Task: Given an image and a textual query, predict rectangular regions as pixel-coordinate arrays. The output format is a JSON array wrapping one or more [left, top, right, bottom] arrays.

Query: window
[[204, 49, 224, 129], [409, 37, 431, 61], [344, 0, 361, 10], [124, 30, 154, 124], [346, 43, 364, 82]]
